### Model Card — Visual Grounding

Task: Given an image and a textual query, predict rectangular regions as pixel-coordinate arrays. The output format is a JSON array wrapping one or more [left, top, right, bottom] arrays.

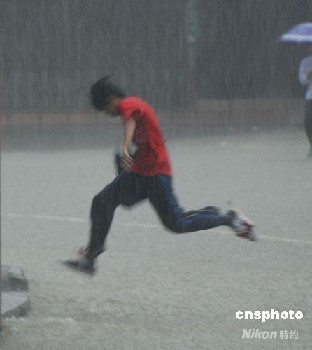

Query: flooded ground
[[1, 128, 311, 350]]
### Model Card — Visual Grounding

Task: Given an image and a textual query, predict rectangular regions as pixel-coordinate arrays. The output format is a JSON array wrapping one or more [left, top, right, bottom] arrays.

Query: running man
[[64, 77, 255, 274]]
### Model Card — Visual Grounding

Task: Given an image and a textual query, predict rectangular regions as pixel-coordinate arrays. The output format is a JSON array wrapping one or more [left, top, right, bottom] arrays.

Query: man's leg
[[64, 171, 147, 273], [148, 175, 232, 233], [88, 171, 148, 253]]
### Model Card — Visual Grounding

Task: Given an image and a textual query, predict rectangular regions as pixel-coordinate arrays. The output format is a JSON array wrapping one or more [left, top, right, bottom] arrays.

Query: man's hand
[[121, 149, 134, 170], [122, 118, 136, 170]]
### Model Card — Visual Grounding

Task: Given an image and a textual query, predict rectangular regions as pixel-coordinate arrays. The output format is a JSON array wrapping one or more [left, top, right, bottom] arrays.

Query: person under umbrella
[[280, 23, 312, 157]]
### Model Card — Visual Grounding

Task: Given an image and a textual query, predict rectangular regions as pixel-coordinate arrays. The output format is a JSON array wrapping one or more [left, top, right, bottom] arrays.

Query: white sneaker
[[63, 247, 97, 275], [227, 210, 256, 241]]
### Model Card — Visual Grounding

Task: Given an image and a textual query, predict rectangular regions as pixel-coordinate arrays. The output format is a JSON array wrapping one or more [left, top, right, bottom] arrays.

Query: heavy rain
[[1, 1, 312, 349]]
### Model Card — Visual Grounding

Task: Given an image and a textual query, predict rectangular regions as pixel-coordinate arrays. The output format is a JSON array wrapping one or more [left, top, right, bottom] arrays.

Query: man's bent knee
[[164, 220, 187, 234]]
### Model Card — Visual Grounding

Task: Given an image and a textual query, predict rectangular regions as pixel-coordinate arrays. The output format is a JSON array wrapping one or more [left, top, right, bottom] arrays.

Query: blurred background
[[1, 0, 312, 149]]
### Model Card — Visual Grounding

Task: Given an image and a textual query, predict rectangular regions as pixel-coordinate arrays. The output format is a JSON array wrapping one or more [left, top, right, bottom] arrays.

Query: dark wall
[[0, 0, 187, 113], [197, 0, 312, 99], [1, 0, 311, 114]]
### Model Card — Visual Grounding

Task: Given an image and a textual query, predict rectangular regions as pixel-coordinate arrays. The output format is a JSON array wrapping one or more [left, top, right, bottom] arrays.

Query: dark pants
[[88, 169, 231, 254], [305, 100, 312, 147]]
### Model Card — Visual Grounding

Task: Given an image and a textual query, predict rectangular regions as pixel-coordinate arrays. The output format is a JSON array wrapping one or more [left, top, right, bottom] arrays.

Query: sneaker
[[227, 210, 256, 241], [63, 247, 99, 275]]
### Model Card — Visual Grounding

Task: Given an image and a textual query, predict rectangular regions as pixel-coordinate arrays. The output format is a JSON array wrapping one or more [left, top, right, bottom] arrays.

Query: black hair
[[90, 76, 126, 111]]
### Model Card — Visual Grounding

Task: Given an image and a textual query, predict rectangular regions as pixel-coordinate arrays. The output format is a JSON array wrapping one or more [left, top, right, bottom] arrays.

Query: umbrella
[[279, 22, 312, 43]]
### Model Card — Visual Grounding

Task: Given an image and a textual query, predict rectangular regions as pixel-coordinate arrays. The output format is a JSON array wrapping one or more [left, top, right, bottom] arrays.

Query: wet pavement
[[1, 128, 311, 349]]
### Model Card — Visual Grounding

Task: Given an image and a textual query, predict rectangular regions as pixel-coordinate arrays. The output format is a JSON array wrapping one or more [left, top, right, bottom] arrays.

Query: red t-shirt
[[118, 97, 172, 176]]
